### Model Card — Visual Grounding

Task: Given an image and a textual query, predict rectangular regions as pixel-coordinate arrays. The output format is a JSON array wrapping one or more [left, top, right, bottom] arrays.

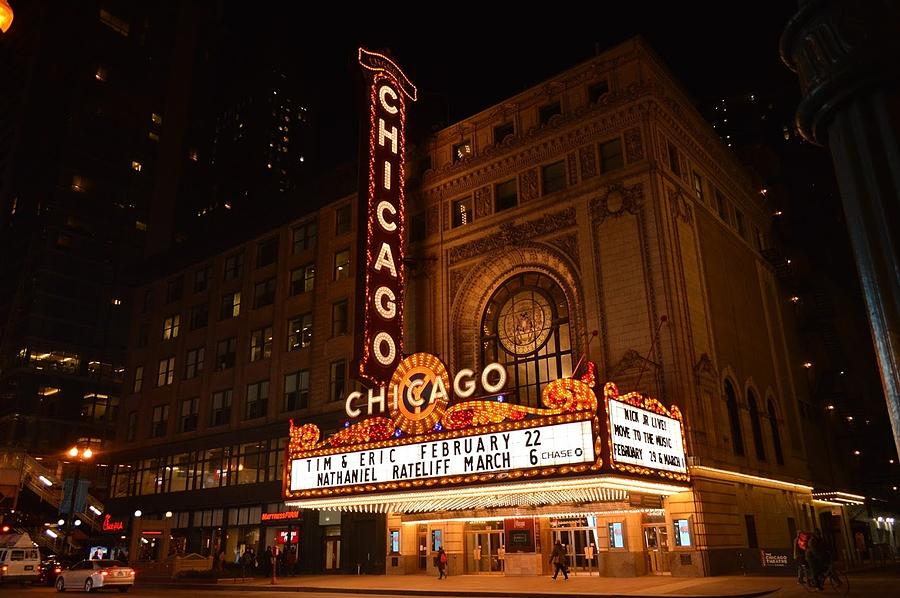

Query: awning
[[285, 474, 688, 513]]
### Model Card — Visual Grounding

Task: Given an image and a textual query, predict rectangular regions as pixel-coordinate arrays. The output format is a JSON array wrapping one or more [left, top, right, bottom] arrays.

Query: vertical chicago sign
[[354, 49, 417, 386]]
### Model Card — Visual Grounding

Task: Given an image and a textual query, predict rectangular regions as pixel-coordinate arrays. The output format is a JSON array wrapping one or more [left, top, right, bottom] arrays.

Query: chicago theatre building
[[106, 39, 839, 577]]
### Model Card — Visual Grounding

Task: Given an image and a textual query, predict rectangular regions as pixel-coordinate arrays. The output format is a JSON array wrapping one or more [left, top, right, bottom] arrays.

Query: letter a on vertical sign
[[354, 49, 417, 387]]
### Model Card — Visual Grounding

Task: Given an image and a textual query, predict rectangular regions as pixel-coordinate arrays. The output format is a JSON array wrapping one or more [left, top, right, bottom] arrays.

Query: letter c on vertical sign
[[378, 85, 399, 115], [376, 201, 397, 232]]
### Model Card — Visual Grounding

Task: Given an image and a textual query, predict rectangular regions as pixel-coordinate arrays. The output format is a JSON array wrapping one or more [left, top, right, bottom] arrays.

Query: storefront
[[283, 352, 693, 577]]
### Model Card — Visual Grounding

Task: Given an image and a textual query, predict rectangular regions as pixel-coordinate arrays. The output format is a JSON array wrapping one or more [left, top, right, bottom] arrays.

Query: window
[[142, 289, 153, 313], [157, 357, 175, 387], [692, 171, 704, 202], [190, 303, 208, 330], [216, 337, 237, 370], [288, 314, 313, 350], [493, 122, 514, 144], [608, 522, 625, 549], [224, 253, 244, 280], [335, 204, 352, 235], [452, 139, 472, 163], [132, 366, 143, 393], [250, 326, 273, 362], [748, 391, 766, 460], [194, 266, 211, 293], [126, 411, 137, 441], [166, 277, 183, 303], [162, 314, 180, 340], [257, 237, 278, 268], [600, 138, 624, 172], [290, 264, 315, 295], [254, 278, 276, 308], [131, 160, 142, 172], [137, 324, 148, 347], [673, 519, 691, 547], [480, 273, 572, 407], [292, 221, 317, 253], [734, 208, 746, 238], [95, 65, 108, 82], [334, 250, 350, 281], [667, 141, 681, 176], [768, 399, 785, 465], [284, 370, 310, 411], [589, 79, 609, 104], [539, 101, 561, 125], [714, 188, 731, 224], [330, 360, 346, 402], [210, 389, 232, 426], [151, 113, 163, 126], [151, 405, 169, 438], [245, 380, 269, 419], [724, 380, 745, 456], [410, 212, 426, 242], [745, 514, 758, 548], [185, 347, 204, 379], [180, 398, 198, 433], [495, 179, 517, 212], [541, 160, 566, 195], [452, 197, 473, 228], [332, 300, 348, 336], [220, 291, 241, 319]]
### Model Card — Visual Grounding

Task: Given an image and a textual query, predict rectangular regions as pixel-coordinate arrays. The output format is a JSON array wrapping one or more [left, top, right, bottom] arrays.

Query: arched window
[[748, 391, 766, 461], [768, 399, 784, 465], [480, 272, 573, 407], [724, 380, 744, 456]]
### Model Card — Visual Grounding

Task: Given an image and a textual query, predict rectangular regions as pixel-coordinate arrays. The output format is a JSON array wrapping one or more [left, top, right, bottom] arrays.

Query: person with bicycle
[[793, 529, 812, 585], [807, 529, 830, 591]]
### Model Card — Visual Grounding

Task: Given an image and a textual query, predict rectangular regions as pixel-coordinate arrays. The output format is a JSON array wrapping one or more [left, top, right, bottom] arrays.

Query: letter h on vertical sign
[[354, 48, 417, 387]]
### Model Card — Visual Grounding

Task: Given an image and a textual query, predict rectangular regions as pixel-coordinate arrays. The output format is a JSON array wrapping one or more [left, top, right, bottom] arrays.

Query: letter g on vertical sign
[[353, 49, 417, 387]]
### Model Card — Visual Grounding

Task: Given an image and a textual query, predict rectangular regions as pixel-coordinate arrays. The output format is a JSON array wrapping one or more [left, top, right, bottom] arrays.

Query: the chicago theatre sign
[[284, 353, 690, 510], [353, 48, 417, 387]]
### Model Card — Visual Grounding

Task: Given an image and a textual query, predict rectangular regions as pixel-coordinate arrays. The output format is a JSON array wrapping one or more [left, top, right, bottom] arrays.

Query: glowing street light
[[0, 0, 13, 34]]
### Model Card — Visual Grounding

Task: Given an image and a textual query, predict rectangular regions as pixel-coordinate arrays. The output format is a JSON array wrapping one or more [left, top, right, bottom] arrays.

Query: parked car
[[37, 556, 76, 586], [55, 559, 135, 593], [0, 533, 41, 585]]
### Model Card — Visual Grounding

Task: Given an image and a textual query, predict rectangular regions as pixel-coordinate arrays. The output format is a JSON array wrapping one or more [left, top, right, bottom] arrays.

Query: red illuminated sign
[[101, 514, 124, 532], [261, 511, 300, 522], [353, 48, 417, 387]]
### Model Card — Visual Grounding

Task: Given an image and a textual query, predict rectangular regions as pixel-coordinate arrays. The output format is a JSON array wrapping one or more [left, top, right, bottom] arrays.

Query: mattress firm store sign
[[290, 420, 594, 491]]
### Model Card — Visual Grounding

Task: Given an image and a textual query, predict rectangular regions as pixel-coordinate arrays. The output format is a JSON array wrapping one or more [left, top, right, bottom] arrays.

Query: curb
[[138, 581, 778, 598]]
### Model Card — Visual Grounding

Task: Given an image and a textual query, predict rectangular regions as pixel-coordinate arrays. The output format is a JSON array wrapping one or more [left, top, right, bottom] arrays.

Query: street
[[7, 567, 900, 598]]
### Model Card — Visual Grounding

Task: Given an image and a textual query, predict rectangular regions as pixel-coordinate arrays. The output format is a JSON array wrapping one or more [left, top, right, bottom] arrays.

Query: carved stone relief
[[567, 152, 578, 187], [624, 127, 644, 163], [589, 182, 645, 224], [474, 186, 492, 219], [549, 234, 580, 269], [519, 168, 539, 203], [668, 188, 693, 225], [579, 144, 597, 180]]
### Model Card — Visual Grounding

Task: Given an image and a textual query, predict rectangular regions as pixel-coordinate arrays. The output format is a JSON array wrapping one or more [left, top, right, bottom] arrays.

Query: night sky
[[223, 5, 802, 168]]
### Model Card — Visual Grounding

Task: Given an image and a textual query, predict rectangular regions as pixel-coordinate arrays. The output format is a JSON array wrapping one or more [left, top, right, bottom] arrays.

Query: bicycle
[[800, 562, 850, 594]]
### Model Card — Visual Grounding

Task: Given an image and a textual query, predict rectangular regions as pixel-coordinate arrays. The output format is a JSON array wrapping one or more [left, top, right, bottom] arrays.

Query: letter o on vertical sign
[[354, 49, 417, 387]]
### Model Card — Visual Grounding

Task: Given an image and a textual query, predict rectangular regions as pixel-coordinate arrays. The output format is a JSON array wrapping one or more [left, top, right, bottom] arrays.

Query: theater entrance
[[465, 523, 504, 573], [643, 524, 670, 574]]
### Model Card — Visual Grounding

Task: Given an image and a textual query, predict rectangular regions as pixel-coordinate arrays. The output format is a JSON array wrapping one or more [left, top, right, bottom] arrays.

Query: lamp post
[[64, 445, 94, 554]]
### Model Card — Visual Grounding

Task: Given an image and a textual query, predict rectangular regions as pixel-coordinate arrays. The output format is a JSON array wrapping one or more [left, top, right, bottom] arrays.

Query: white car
[[55, 559, 135, 593]]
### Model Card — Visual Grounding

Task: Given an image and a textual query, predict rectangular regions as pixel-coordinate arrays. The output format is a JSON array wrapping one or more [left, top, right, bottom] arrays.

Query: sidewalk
[[143, 573, 782, 597]]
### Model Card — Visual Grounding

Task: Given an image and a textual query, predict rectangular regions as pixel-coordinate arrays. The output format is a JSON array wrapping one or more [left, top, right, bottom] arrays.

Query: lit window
[[452, 197, 473, 228], [148, 131, 160, 142], [135, 221, 147, 231], [249, 326, 273, 362], [162, 315, 180, 340], [99, 9, 129, 36], [71, 176, 85, 192], [220, 292, 241, 319], [452, 140, 472, 163], [188, 148, 198, 162], [288, 313, 313, 350], [157, 357, 175, 387], [334, 250, 350, 281], [131, 161, 142, 172], [151, 113, 163, 126], [290, 264, 316, 295], [132, 366, 143, 394], [95, 66, 108, 82], [111, 298, 122, 306], [185, 347, 204, 379]]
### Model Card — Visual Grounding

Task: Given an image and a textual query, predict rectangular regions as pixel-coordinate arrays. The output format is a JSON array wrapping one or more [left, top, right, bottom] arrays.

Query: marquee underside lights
[[353, 48, 417, 387]]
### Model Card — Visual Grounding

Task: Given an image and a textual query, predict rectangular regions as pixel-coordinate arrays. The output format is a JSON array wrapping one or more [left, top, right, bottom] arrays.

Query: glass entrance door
[[550, 528, 596, 573], [465, 530, 504, 573], [643, 525, 670, 574]]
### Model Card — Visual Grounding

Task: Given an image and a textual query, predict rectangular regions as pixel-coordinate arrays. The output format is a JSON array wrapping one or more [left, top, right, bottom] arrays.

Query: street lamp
[[64, 445, 95, 553], [0, 0, 13, 34]]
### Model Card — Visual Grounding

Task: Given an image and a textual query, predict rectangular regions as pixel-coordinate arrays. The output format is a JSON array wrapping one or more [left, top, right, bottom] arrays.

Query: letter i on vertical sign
[[353, 49, 417, 387]]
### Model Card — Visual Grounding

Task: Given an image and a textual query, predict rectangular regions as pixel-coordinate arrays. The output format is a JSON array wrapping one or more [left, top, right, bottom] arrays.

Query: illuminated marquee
[[354, 48, 417, 387], [603, 382, 689, 482], [283, 354, 690, 506]]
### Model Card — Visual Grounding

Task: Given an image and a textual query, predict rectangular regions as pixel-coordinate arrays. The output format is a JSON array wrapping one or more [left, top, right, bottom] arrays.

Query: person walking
[[806, 529, 828, 590], [437, 547, 448, 579], [793, 529, 811, 585], [550, 540, 569, 580]]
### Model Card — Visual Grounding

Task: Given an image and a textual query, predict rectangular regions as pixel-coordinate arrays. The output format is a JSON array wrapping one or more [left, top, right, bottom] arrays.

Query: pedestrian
[[793, 529, 811, 585], [263, 546, 273, 577], [806, 530, 827, 590], [550, 540, 569, 580], [437, 547, 448, 579]]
